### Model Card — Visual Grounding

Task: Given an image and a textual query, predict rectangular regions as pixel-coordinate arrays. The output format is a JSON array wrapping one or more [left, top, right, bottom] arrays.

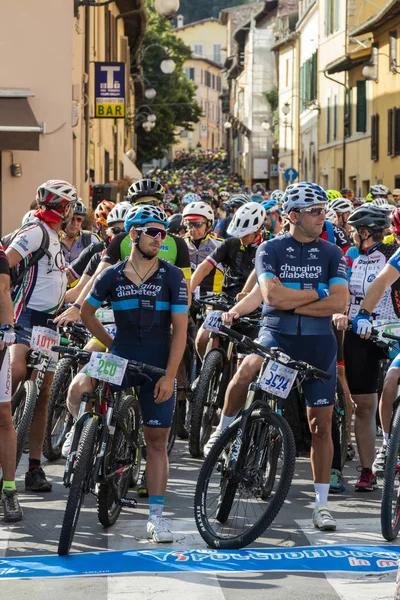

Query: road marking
[[296, 517, 398, 599]]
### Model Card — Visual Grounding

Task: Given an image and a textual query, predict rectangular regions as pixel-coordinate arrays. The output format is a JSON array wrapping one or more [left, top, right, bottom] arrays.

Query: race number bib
[[31, 326, 60, 363], [259, 360, 298, 399], [95, 308, 115, 324], [203, 310, 223, 333], [85, 352, 128, 386]]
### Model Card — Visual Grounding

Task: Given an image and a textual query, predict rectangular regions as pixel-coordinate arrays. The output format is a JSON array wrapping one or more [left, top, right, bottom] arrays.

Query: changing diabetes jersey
[[346, 242, 400, 321], [255, 234, 347, 335], [86, 259, 188, 347]]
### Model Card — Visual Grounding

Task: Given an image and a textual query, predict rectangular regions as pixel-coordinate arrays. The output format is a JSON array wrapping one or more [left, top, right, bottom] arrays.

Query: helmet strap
[[295, 212, 319, 240], [134, 231, 156, 261]]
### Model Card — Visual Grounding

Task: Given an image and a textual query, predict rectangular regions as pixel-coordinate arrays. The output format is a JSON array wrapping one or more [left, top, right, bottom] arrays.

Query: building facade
[[0, 0, 145, 235], [173, 18, 227, 152]]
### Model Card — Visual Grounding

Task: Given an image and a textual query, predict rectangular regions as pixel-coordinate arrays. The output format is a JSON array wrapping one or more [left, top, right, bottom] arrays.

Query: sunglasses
[[71, 216, 84, 223], [136, 227, 167, 240], [110, 226, 124, 235], [301, 207, 327, 216], [185, 221, 207, 229]]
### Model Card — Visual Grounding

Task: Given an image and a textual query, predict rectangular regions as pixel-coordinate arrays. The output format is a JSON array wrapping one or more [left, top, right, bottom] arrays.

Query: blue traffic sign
[[284, 168, 298, 182]]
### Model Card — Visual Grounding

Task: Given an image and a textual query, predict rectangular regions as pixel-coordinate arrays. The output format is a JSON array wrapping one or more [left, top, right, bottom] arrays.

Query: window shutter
[[394, 107, 400, 155], [388, 109, 393, 156], [356, 80, 367, 132]]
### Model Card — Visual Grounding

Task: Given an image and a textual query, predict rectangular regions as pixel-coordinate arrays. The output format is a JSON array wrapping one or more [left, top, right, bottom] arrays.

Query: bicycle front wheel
[[43, 358, 75, 461], [58, 417, 98, 555], [194, 408, 296, 549], [381, 402, 400, 541], [12, 380, 38, 468]]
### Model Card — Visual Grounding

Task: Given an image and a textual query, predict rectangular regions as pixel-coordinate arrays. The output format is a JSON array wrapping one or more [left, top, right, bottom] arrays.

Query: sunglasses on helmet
[[136, 226, 167, 240]]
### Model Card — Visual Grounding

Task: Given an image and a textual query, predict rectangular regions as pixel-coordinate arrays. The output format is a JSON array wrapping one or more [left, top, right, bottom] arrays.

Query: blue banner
[[95, 62, 125, 118], [0, 545, 399, 579]]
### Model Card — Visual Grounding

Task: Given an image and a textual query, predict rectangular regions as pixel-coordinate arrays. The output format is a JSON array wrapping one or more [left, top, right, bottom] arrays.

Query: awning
[[325, 48, 372, 74], [0, 97, 42, 151]]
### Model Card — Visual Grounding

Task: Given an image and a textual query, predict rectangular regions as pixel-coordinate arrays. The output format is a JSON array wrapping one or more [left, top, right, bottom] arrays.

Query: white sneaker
[[204, 429, 222, 457], [147, 516, 173, 543], [312, 505, 337, 531], [61, 424, 76, 458]]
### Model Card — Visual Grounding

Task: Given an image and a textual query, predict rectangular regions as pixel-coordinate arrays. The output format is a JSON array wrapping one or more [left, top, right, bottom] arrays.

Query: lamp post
[[154, 0, 180, 18]]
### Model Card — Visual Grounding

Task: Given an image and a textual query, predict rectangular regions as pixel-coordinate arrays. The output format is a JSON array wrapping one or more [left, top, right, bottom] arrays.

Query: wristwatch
[[72, 303, 81, 310], [0, 324, 14, 331], [357, 309, 371, 317]]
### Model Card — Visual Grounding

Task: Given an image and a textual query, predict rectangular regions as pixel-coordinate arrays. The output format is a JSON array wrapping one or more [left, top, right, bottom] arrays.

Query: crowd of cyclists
[[1, 147, 400, 550]]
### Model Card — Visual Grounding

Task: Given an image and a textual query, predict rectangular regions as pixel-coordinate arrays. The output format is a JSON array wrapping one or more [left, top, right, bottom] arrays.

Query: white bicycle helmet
[[282, 182, 328, 214], [370, 184, 390, 198], [107, 202, 131, 225], [330, 198, 354, 213], [227, 202, 266, 237], [269, 190, 284, 204], [370, 197, 392, 210], [36, 180, 77, 208], [182, 202, 214, 224], [325, 205, 337, 223]]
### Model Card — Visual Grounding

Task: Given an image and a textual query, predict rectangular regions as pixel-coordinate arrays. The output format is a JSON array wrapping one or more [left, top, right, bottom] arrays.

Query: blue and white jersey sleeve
[[255, 241, 277, 283], [86, 266, 113, 307], [388, 247, 400, 272], [328, 246, 348, 287], [168, 266, 188, 314]]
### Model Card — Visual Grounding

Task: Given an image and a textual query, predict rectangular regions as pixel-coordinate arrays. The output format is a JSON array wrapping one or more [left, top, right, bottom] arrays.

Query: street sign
[[284, 167, 298, 182], [95, 62, 125, 118]]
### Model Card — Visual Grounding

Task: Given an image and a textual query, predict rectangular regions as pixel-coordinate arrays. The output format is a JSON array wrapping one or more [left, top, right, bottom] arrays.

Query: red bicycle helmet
[[391, 207, 400, 233]]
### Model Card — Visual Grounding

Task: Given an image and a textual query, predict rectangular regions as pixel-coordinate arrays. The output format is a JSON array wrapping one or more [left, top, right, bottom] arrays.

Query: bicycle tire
[[334, 378, 348, 470], [381, 402, 400, 541], [128, 397, 143, 488], [43, 358, 76, 461], [97, 395, 138, 527], [58, 417, 98, 555], [12, 381, 38, 468], [167, 404, 177, 456], [261, 427, 282, 500], [189, 350, 223, 458], [194, 408, 296, 549]]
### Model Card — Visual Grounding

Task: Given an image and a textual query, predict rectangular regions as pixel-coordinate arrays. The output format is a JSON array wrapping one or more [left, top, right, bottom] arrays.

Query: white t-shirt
[[9, 221, 67, 318]]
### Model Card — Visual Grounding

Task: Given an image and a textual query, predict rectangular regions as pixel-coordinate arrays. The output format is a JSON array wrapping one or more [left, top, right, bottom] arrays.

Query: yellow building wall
[[175, 20, 227, 65]]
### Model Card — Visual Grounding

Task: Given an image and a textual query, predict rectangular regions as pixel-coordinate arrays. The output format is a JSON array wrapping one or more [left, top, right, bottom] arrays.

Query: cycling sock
[[28, 458, 41, 471], [383, 432, 389, 445], [217, 413, 237, 432], [331, 418, 342, 472], [2, 481, 16, 492], [314, 483, 329, 507], [148, 496, 164, 520]]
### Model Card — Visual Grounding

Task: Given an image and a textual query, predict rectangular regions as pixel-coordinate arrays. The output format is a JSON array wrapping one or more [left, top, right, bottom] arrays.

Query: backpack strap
[[13, 222, 51, 286], [80, 231, 92, 248], [325, 220, 335, 244]]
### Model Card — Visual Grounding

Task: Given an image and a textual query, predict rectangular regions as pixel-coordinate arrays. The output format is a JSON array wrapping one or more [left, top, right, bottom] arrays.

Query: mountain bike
[[369, 325, 400, 541], [11, 324, 69, 467], [194, 319, 331, 549], [43, 322, 90, 461], [55, 346, 165, 556]]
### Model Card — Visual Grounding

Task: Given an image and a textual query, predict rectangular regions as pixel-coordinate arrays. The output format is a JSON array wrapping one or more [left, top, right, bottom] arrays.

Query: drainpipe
[[246, 13, 255, 186], [84, 6, 90, 183]]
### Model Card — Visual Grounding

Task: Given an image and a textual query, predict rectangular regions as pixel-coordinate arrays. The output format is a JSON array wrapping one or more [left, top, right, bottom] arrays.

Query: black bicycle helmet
[[223, 194, 251, 213], [127, 179, 164, 203], [167, 213, 184, 234], [347, 204, 390, 231]]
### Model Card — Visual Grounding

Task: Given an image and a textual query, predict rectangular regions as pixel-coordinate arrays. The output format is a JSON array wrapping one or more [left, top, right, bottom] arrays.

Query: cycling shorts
[[344, 329, 388, 394], [80, 340, 175, 428], [91, 325, 116, 351], [15, 308, 58, 371], [0, 348, 11, 403], [255, 328, 337, 408]]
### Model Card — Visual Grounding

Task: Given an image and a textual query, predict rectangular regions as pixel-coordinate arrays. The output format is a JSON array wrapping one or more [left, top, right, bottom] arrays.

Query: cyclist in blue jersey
[[67, 205, 188, 543], [207, 182, 348, 531]]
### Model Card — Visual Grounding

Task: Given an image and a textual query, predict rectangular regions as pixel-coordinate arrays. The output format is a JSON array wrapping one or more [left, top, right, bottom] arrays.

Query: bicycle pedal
[[119, 496, 137, 508]]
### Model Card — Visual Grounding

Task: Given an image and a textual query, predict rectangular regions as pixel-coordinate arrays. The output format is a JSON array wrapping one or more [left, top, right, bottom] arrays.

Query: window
[[395, 107, 400, 156], [388, 108, 394, 155], [105, 10, 116, 61], [205, 71, 211, 88], [185, 67, 195, 81], [326, 97, 331, 143], [104, 151, 110, 183], [371, 114, 379, 161], [216, 76, 221, 92], [201, 69, 203, 84], [213, 44, 222, 65], [389, 31, 398, 73], [333, 95, 338, 140], [325, 0, 339, 36], [356, 80, 367, 132], [193, 44, 204, 56], [299, 52, 318, 111], [285, 59, 289, 87], [344, 87, 352, 137], [212, 74, 215, 89]]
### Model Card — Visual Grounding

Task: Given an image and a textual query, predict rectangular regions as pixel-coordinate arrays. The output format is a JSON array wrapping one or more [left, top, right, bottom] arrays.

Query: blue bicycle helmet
[[261, 200, 282, 214], [182, 193, 201, 206], [124, 205, 168, 232]]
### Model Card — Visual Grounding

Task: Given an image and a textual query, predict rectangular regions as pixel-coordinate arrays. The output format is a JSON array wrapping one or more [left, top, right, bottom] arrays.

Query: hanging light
[[154, 0, 180, 18], [223, 121, 232, 129], [147, 114, 157, 123], [144, 87, 157, 100], [142, 121, 153, 132], [160, 58, 176, 74]]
